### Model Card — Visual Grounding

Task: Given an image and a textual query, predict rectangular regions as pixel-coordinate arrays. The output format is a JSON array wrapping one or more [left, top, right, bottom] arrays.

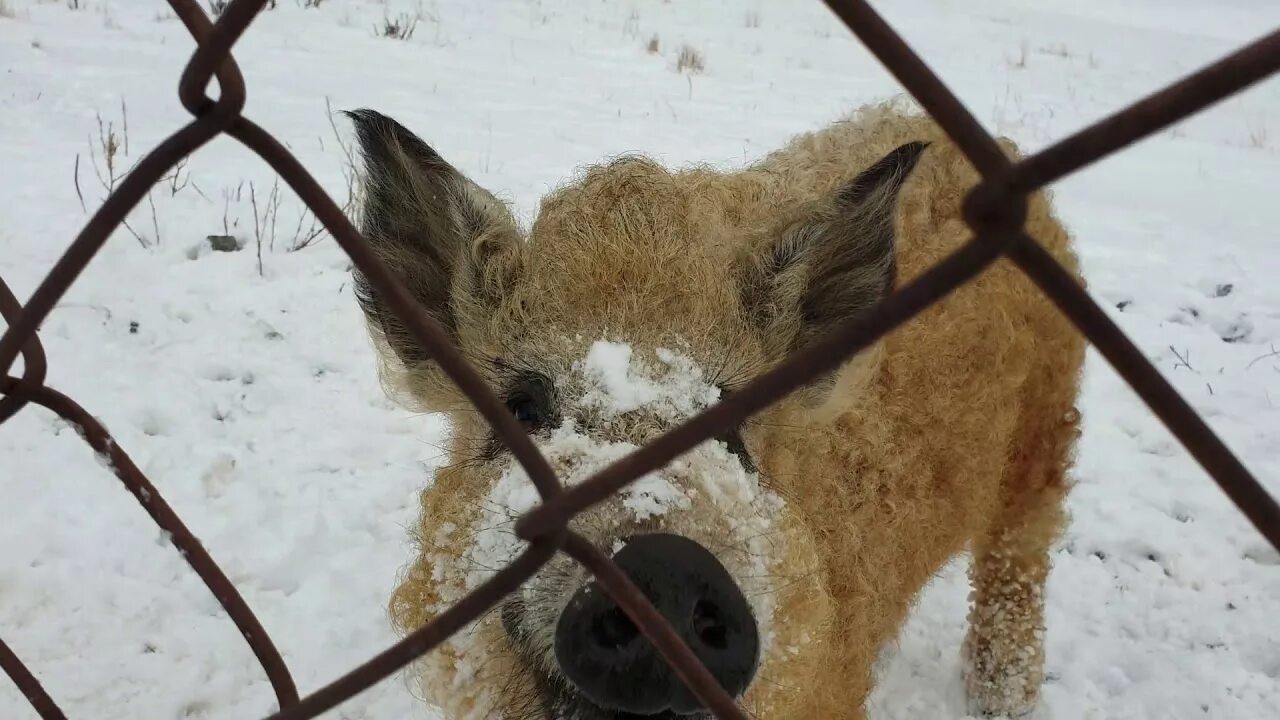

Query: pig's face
[[417, 337, 820, 719]]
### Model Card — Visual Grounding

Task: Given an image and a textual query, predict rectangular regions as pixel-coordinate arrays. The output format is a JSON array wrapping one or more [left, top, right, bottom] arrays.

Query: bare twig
[[190, 179, 212, 203], [249, 178, 282, 272], [77, 103, 149, 247], [89, 116, 118, 194], [1246, 344, 1280, 370], [1170, 345, 1196, 372], [163, 156, 193, 196], [222, 186, 233, 236], [119, 219, 149, 248], [325, 96, 357, 179], [120, 97, 130, 157], [88, 104, 129, 195], [250, 181, 264, 276], [73, 154, 87, 213], [146, 190, 161, 247], [281, 96, 360, 253], [289, 207, 326, 251], [269, 180, 280, 253]]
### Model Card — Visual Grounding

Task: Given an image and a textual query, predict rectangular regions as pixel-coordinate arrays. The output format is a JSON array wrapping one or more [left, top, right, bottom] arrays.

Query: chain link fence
[[2, 1, 1278, 718]]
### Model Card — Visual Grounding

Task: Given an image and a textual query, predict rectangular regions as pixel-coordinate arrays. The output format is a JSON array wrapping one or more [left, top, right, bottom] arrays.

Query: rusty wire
[[1, 0, 1278, 717]]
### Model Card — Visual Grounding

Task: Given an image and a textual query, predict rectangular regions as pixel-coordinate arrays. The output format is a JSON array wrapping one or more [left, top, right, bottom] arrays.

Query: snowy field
[[1, 0, 1279, 718]]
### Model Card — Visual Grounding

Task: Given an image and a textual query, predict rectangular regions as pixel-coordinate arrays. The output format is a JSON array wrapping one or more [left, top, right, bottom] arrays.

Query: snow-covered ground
[[1, 0, 1278, 718]]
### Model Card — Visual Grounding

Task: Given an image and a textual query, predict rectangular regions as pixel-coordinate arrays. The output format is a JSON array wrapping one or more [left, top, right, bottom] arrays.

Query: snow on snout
[[449, 341, 781, 603], [577, 340, 722, 420]]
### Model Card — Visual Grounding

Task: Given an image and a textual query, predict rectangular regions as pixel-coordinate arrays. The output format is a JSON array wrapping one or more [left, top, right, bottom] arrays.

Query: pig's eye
[[508, 393, 542, 428], [712, 385, 757, 473], [718, 427, 757, 474], [504, 375, 554, 433]]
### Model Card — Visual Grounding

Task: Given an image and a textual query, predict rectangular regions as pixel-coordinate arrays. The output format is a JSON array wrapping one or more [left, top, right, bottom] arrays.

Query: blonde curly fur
[[348, 98, 1086, 719]]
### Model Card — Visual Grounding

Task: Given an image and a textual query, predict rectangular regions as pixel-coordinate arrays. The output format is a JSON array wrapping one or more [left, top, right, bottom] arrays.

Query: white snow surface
[[1, 0, 1278, 719]]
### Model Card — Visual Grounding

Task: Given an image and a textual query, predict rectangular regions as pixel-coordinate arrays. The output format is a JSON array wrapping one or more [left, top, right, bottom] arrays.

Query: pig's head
[[346, 109, 925, 719]]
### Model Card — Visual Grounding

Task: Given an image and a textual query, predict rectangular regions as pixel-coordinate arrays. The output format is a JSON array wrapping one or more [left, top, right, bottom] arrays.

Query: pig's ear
[[736, 140, 927, 376], [346, 108, 522, 369]]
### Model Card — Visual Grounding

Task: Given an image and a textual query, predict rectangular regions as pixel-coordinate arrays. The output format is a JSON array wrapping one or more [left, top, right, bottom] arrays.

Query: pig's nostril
[[592, 606, 639, 650], [692, 599, 728, 650]]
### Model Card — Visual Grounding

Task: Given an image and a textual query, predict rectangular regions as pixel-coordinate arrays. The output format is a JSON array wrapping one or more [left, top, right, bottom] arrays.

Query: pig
[[345, 98, 1084, 720]]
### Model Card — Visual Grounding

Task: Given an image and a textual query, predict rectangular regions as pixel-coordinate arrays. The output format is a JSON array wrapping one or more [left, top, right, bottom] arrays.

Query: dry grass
[[1037, 43, 1072, 58], [1007, 40, 1028, 69], [1247, 117, 1269, 149], [646, 33, 660, 54], [0, 0, 15, 19], [378, 12, 419, 41], [676, 44, 705, 74], [73, 99, 164, 248]]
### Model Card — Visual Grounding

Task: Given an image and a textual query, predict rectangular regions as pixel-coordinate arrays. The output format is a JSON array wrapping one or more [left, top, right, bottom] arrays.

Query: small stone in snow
[[207, 235, 240, 252]]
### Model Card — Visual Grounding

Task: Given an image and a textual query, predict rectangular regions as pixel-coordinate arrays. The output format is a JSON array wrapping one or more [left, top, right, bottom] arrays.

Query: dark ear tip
[[344, 107, 386, 122], [885, 140, 930, 175], [344, 108, 394, 137], [837, 139, 931, 206], [344, 109, 384, 149], [343, 108, 442, 167]]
